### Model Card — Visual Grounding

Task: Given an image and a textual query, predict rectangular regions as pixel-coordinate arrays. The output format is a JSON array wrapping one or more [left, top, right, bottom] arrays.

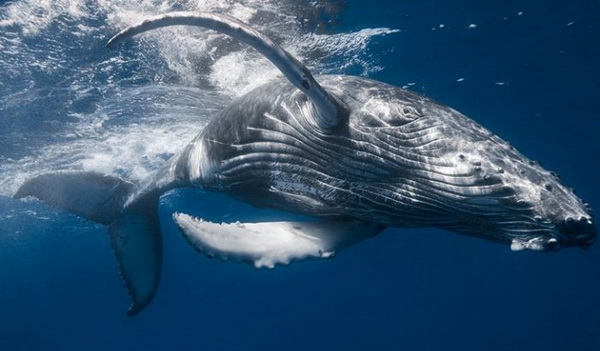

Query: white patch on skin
[[186, 139, 212, 183], [511, 237, 552, 251], [272, 177, 316, 198], [173, 213, 379, 268], [360, 97, 393, 126]]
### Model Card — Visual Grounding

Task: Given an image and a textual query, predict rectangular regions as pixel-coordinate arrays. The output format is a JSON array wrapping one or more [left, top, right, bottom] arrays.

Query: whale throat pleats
[[106, 11, 347, 131]]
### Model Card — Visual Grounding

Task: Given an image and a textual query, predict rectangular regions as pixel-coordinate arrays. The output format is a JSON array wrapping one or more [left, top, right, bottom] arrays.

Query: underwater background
[[1, 0, 599, 350]]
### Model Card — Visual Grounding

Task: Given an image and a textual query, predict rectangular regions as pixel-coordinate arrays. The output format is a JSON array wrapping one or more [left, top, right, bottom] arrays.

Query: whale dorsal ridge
[[107, 12, 347, 131]]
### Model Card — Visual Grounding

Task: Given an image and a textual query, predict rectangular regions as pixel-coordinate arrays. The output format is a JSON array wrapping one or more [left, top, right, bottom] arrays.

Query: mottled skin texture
[[135, 75, 595, 249]]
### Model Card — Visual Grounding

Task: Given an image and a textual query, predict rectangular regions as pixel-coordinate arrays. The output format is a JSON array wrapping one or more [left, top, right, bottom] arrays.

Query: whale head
[[362, 86, 598, 252], [452, 132, 596, 252], [313, 78, 597, 252], [502, 164, 596, 251]]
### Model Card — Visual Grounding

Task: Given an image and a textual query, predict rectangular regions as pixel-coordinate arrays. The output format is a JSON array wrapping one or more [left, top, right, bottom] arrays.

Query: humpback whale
[[15, 12, 596, 315]]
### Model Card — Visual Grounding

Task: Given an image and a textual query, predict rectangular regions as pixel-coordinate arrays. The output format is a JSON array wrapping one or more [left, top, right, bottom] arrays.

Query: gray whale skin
[[14, 12, 596, 315]]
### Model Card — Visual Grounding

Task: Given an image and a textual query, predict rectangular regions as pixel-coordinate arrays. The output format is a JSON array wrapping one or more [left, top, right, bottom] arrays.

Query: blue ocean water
[[1, 1, 599, 350]]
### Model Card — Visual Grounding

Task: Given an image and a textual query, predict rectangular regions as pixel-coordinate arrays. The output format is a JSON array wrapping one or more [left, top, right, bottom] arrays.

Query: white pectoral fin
[[173, 213, 383, 268]]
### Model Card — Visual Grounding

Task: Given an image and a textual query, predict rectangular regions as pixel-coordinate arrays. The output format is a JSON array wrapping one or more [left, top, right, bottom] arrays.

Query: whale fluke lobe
[[109, 206, 162, 316], [15, 171, 162, 316], [14, 172, 133, 224], [106, 12, 347, 131]]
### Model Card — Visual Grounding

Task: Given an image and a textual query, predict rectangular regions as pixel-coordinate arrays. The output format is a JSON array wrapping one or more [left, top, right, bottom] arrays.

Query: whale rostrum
[[15, 12, 596, 315]]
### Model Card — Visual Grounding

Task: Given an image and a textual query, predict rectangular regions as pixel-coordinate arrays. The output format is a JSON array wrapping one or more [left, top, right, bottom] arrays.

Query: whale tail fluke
[[15, 171, 162, 316], [14, 171, 133, 224]]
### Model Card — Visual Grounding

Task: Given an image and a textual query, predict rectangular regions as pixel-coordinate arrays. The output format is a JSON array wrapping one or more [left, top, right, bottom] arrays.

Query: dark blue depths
[[1, 1, 599, 350]]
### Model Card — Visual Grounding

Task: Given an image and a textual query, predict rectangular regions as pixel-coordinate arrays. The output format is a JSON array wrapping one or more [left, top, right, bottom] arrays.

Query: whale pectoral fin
[[173, 213, 383, 268], [109, 208, 162, 316], [107, 12, 346, 131]]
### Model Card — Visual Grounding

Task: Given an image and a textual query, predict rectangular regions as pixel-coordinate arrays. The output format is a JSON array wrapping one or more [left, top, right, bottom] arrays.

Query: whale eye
[[400, 105, 421, 119]]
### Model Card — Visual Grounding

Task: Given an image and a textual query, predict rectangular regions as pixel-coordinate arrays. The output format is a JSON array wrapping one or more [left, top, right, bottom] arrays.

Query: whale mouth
[[555, 216, 597, 250], [510, 216, 596, 252], [510, 236, 561, 252]]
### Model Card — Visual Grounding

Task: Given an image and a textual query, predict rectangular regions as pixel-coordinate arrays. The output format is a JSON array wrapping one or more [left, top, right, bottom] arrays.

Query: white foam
[[0, 0, 88, 35], [0, 86, 227, 195], [209, 50, 281, 97], [299, 28, 400, 75]]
